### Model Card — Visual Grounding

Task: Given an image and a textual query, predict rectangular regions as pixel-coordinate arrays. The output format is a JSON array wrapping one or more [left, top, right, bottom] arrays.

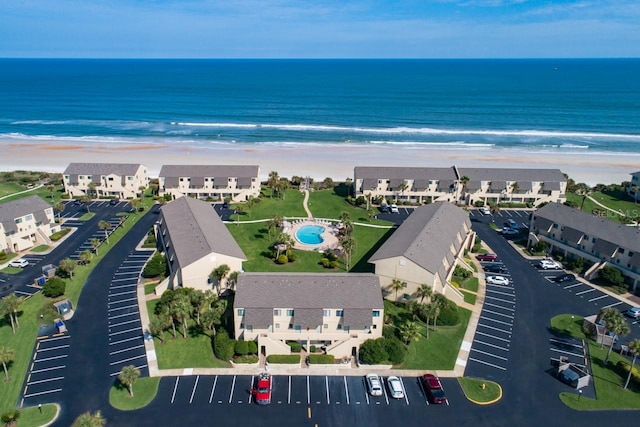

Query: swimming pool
[[296, 225, 325, 245]]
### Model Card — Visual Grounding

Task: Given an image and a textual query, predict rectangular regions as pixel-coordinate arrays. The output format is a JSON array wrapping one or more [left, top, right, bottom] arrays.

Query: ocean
[[1, 58, 640, 154]]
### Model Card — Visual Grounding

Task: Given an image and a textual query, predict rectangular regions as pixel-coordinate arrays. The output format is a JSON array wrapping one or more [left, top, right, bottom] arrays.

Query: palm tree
[[276, 178, 289, 200], [87, 181, 97, 197], [118, 365, 141, 397], [210, 264, 231, 295], [91, 238, 101, 255], [46, 184, 56, 200], [366, 208, 376, 222], [268, 171, 279, 198], [459, 175, 470, 202], [431, 294, 447, 331], [98, 220, 111, 244], [3, 293, 23, 331], [159, 304, 177, 339], [59, 258, 78, 279], [173, 295, 192, 339], [396, 181, 409, 203], [340, 236, 355, 271], [79, 250, 92, 265], [71, 410, 106, 427], [81, 194, 92, 213], [604, 313, 630, 364], [0, 346, 15, 381], [389, 279, 406, 302], [129, 198, 140, 213], [624, 339, 640, 389], [579, 187, 592, 210], [234, 204, 244, 226], [246, 196, 256, 218], [399, 321, 421, 345], [420, 303, 438, 339], [267, 215, 282, 238], [53, 202, 65, 221], [415, 283, 433, 304], [599, 307, 617, 348], [138, 185, 146, 198], [0, 299, 16, 334], [227, 271, 240, 292], [1, 409, 20, 427], [275, 233, 294, 255], [148, 316, 166, 344]]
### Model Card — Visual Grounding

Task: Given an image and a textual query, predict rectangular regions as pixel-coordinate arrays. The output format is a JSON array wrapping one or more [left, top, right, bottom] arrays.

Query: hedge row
[[307, 354, 335, 364], [267, 354, 300, 364]]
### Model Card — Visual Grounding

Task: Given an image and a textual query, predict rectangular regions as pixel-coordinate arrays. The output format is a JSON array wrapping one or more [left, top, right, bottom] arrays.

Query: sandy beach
[[2, 139, 638, 186]]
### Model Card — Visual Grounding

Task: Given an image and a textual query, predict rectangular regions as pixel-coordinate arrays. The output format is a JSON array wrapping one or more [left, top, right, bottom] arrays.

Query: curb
[[457, 378, 503, 405]]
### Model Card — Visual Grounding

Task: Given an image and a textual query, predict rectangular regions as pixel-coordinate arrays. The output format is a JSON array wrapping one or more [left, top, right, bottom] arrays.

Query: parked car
[[483, 263, 506, 273], [486, 275, 509, 286], [73, 199, 83, 205], [222, 201, 230, 209], [366, 373, 383, 397], [8, 258, 29, 268], [387, 376, 405, 399], [476, 253, 498, 262], [390, 204, 399, 213], [625, 307, 640, 319], [421, 374, 448, 404], [554, 273, 576, 283], [379, 203, 389, 213], [537, 259, 560, 270], [252, 373, 272, 405], [479, 207, 491, 215], [109, 198, 119, 205], [501, 228, 520, 235]]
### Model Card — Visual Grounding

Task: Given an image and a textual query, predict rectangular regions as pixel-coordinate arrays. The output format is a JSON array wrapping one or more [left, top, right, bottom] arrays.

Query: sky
[[0, 0, 639, 58]]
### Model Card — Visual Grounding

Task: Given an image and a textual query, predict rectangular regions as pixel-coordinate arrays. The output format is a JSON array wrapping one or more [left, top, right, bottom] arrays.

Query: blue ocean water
[[1, 58, 639, 153]]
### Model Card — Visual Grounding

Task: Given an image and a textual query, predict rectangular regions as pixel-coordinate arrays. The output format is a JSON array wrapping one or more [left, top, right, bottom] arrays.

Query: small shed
[[583, 314, 617, 347], [42, 264, 57, 279], [54, 318, 67, 334], [551, 356, 591, 389], [53, 299, 74, 320]]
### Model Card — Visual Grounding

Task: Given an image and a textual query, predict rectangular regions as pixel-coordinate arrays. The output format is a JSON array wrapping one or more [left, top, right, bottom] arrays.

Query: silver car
[[387, 376, 405, 399], [366, 374, 383, 396]]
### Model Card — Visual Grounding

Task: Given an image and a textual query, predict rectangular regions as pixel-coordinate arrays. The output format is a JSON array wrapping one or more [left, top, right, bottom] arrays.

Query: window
[[286, 309, 294, 316], [323, 310, 330, 317], [619, 248, 625, 255], [592, 237, 597, 243], [372, 324, 377, 329], [275, 323, 280, 329], [15, 218, 22, 224], [108, 177, 114, 181], [337, 324, 342, 330], [288, 323, 293, 329], [295, 325, 301, 331], [336, 310, 344, 317], [372, 310, 380, 317], [240, 323, 244, 329], [127, 176, 133, 181], [246, 325, 253, 332], [630, 252, 634, 257], [324, 324, 328, 329], [237, 309, 244, 316], [344, 326, 350, 333], [273, 309, 281, 316], [403, 293, 411, 300]]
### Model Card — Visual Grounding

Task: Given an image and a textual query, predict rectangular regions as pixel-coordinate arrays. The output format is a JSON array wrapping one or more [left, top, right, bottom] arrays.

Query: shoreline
[[2, 140, 637, 186]]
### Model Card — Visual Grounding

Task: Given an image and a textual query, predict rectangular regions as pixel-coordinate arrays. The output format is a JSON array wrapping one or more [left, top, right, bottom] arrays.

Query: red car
[[252, 373, 272, 405], [421, 374, 448, 404], [476, 253, 498, 262]]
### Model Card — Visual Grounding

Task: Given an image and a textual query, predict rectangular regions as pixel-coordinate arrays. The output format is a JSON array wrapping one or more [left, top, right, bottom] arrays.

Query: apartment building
[[0, 195, 61, 253], [628, 171, 640, 202], [368, 202, 473, 305], [158, 165, 260, 202], [63, 163, 148, 199], [234, 273, 384, 359]]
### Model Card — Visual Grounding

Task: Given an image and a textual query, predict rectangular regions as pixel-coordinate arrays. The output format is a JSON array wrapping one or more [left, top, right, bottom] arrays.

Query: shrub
[[310, 345, 317, 353], [382, 325, 397, 339], [143, 252, 168, 277], [616, 360, 640, 386], [267, 354, 300, 364], [568, 257, 585, 273], [43, 277, 66, 298], [308, 354, 335, 364], [287, 251, 297, 262], [564, 200, 579, 208], [383, 337, 405, 364], [276, 254, 288, 264], [474, 200, 485, 207], [320, 258, 339, 268], [0, 250, 6, 260], [247, 341, 258, 355], [531, 241, 549, 253], [358, 339, 388, 365], [213, 330, 235, 361], [354, 196, 366, 206], [234, 340, 249, 356], [233, 355, 259, 364], [287, 341, 301, 353], [600, 266, 624, 287], [50, 228, 70, 241], [436, 300, 460, 326], [453, 265, 471, 279]]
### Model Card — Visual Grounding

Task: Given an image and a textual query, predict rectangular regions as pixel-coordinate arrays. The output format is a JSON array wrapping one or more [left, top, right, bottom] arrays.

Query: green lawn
[[30, 245, 49, 253], [461, 290, 477, 305], [0, 182, 27, 198], [458, 378, 502, 404], [0, 266, 24, 275], [146, 300, 229, 369], [12, 403, 58, 427], [78, 212, 95, 221], [308, 188, 392, 225], [550, 314, 640, 409], [230, 188, 307, 220], [565, 192, 625, 222], [591, 187, 640, 217], [109, 377, 160, 411], [384, 300, 472, 370], [454, 276, 479, 293]]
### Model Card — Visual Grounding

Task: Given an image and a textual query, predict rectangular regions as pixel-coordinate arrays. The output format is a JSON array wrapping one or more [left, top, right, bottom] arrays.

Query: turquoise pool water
[[296, 225, 325, 245]]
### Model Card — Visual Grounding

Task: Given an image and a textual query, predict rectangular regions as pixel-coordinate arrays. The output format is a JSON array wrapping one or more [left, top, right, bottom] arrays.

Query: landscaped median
[[109, 377, 161, 411], [550, 314, 640, 410], [458, 377, 502, 405]]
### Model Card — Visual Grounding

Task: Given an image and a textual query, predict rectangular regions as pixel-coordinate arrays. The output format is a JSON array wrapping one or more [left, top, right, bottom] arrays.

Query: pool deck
[[285, 218, 341, 252]]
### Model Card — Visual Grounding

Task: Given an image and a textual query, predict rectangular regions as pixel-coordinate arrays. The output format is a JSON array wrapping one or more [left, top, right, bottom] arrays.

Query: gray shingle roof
[[63, 163, 143, 176], [490, 181, 507, 191], [234, 273, 383, 310], [593, 239, 619, 258], [457, 167, 565, 182], [293, 308, 322, 329], [0, 195, 51, 233], [368, 202, 470, 274], [243, 308, 273, 329], [354, 166, 457, 181], [466, 180, 482, 191], [544, 182, 562, 191], [343, 308, 375, 330], [534, 203, 640, 253], [159, 165, 259, 184], [561, 227, 585, 245], [159, 197, 246, 267]]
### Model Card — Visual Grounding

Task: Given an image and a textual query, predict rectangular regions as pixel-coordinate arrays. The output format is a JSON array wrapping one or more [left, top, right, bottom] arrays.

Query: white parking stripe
[[484, 295, 516, 305], [288, 376, 291, 404], [588, 294, 609, 303], [109, 311, 139, 320], [400, 377, 409, 405], [482, 309, 514, 320], [468, 357, 507, 370], [37, 344, 70, 352], [27, 376, 64, 385], [248, 376, 254, 404], [471, 348, 508, 361], [171, 377, 179, 403], [564, 283, 582, 289], [480, 316, 513, 327], [190, 376, 199, 403], [484, 302, 515, 312], [478, 323, 512, 335], [575, 288, 595, 296], [344, 376, 350, 405], [485, 288, 516, 298], [110, 364, 147, 377], [109, 283, 137, 290], [229, 376, 236, 404], [549, 338, 582, 348], [109, 336, 141, 346], [476, 331, 510, 342], [474, 339, 509, 352], [24, 389, 63, 398], [110, 354, 145, 365], [325, 376, 330, 405], [602, 301, 623, 308], [34, 354, 68, 363], [209, 376, 217, 403], [107, 304, 138, 313], [39, 335, 70, 343], [109, 319, 141, 328], [550, 347, 584, 358], [31, 365, 65, 374], [110, 344, 145, 355], [109, 290, 136, 297]]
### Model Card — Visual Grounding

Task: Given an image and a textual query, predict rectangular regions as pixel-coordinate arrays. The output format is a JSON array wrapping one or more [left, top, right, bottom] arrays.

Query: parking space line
[[109, 327, 141, 337], [110, 344, 144, 355], [471, 348, 508, 361], [364, 378, 370, 404], [229, 376, 236, 404], [564, 283, 582, 289], [482, 309, 514, 320], [588, 294, 609, 303], [24, 389, 63, 398], [14, 291, 33, 297], [248, 376, 254, 403], [171, 377, 179, 403], [474, 340, 509, 352], [325, 376, 330, 405], [602, 301, 623, 308], [485, 288, 515, 298], [400, 377, 409, 405], [189, 376, 199, 403], [550, 347, 584, 358], [109, 290, 137, 298], [107, 304, 138, 313], [484, 300, 515, 311], [468, 357, 507, 370], [34, 354, 68, 363], [27, 376, 64, 385], [111, 277, 138, 282], [344, 376, 349, 405], [109, 319, 141, 328], [549, 338, 582, 348], [109, 336, 141, 346], [382, 378, 389, 405], [31, 365, 65, 374], [478, 323, 512, 335], [109, 283, 138, 290], [476, 331, 510, 342], [109, 312, 139, 320], [108, 297, 138, 305], [288, 376, 291, 404], [209, 376, 217, 403], [110, 354, 145, 365], [575, 288, 595, 296]]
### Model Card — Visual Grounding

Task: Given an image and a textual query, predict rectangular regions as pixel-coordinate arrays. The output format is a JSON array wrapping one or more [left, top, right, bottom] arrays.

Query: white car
[[537, 260, 560, 270], [387, 376, 405, 399], [8, 258, 29, 268], [390, 204, 399, 213], [479, 207, 491, 215], [365, 373, 383, 396], [486, 275, 509, 285]]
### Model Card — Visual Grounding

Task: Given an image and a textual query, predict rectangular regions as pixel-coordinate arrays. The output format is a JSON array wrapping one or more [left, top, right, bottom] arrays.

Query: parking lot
[[161, 374, 452, 407], [21, 334, 71, 407], [465, 258, 516, 377], [107, 250, 151, 377]]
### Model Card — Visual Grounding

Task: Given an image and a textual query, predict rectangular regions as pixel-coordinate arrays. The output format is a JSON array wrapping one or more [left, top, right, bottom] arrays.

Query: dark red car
[[421, 374, 448, 404], [476, 253, 498, 262], [252, 373, 272, 405]]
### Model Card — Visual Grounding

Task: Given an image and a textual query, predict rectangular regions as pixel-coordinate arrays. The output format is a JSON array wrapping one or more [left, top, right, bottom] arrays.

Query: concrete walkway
[[301, 189, 313, 219], [0, 184, 44, 201]]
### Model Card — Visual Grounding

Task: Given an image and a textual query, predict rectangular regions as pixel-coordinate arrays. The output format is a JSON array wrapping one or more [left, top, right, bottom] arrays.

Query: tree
[[227, 271, 240, 292], [267, 171, 279, 198], [98, 220, 111, 244], [159, 305, 177, 339], [604, 313, 630, 364], [46, 184, 56, 200], [91, 238, 101, 255], [201, 298, 227, 334], [340, 236, 355, 271], [1, 409, 20, 427], [87, 181, 97, 197], [415, 283, 433, 305], [43, 277, 66, 298], [1, 294, 23, 332], [267, 215, 282, 238], [624, 339, 640, 389], [81, 194, 92, 213], [420, 303, 438, 339], [396, 181, 409, 202], [79, 249, 93, 265], [210, 264, 230, 295], [71, 411, 106, 427], [138, 185, 147, 198], [58, 258, 78, 279], [276, 178, 289, 199], [143, 252, 167, 278], [0, 346, 15, 381], [148, 316, 166, 344], [367, 208, 376, 222], [53, 202, 65, 221], [431, 294, 447, 331], [118, 365, 141, 397], [399, 321, 421, 345], [275, 233, 294, 258], [598, 307, 617, 348], [389, 279, 406, 302], [173, 294, 192, 339]]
